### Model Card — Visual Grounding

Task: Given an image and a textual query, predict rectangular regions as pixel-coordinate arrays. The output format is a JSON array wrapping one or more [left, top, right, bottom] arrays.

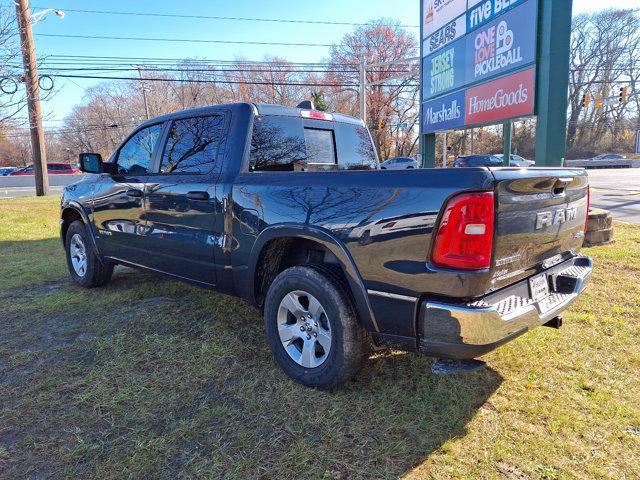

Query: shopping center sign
[[421, 0, 538, 133]]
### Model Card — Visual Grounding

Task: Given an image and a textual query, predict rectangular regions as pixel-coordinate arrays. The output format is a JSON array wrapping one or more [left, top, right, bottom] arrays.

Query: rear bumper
[[419, 255, 592, 359]]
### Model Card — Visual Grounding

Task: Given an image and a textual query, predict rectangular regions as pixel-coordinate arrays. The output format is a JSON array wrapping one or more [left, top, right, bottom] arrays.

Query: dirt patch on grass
[[0, 279, 67, 301]]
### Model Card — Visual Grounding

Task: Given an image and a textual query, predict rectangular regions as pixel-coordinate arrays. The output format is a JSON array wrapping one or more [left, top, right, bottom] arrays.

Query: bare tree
[[0, 2, 27, 126], [326, 20, 419, 160], [567, 9, 639, 157]]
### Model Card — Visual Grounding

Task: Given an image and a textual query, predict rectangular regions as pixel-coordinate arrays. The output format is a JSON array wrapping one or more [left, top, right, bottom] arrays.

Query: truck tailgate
[[489, 168, 589, 289]]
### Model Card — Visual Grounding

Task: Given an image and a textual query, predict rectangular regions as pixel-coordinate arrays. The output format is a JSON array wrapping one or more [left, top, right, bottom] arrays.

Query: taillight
[[431, 192, 495, 271], [300, 110, 334, 121], [584, 186, 591, 233]]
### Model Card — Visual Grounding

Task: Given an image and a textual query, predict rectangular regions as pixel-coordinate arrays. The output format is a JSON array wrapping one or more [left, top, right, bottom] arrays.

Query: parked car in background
[[10, 163, 81, 175], [60, 102, 592, 389], [380, 157, 419, 170], [453, 154, 504, 168], [0, 166, 18, 176], [509, 154, 535, 167], [591, 153, 627, 160]]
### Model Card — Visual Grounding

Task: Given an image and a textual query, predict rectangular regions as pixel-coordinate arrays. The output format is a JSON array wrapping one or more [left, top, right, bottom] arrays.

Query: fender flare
[[60, 201, 99, 255], [245, 224, 379, 333]]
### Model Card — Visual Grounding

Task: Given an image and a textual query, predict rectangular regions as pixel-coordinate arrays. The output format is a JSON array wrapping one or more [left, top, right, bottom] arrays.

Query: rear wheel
[[65, 220, 113, 288], [264, 265, 366, 389]]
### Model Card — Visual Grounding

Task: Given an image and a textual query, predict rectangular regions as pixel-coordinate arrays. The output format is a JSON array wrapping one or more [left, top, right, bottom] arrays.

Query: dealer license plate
[[529, 273, 550, 302]]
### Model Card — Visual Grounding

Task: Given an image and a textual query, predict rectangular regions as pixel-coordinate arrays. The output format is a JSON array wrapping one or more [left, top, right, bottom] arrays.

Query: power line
[[2, 124, 139, 138], [50, 73, 358, 87], [31, 5, 420, 28], [32, 64, 629, 75], [44, 54, 350, 67], [33, 66, 363, 74], [39, 55, 417, 70], [27, 66, 416, 77], [47, 73, 419, 88], [36, 33, 333, 47], [38, 55, 636, 73]]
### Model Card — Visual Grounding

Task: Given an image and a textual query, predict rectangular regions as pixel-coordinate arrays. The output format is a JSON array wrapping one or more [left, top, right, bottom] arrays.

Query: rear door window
[[160, 115, 224, 174], [249, 116, 306, 171]]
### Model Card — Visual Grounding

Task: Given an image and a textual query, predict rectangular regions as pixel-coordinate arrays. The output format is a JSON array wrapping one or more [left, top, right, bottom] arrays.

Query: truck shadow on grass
[[1, 256, 503, 480]]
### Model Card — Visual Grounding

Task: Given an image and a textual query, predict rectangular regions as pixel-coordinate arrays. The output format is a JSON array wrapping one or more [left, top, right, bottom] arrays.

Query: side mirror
[[78, 153, 103, 174]]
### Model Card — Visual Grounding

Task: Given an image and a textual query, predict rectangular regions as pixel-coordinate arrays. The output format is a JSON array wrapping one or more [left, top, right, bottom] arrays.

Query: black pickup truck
[[61, 103, 592, 388]]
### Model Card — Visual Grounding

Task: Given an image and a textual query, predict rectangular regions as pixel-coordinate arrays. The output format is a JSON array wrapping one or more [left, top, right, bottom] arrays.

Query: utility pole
[[359, 56, 419, 126], [135, 66, 150, 120], [15, 0, 49, 196], [358, 59, 366, 125]]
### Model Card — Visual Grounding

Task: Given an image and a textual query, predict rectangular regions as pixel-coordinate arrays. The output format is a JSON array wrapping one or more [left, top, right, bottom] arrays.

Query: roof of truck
[[138, 102, 364, 128], [253, 103, 363, 125]]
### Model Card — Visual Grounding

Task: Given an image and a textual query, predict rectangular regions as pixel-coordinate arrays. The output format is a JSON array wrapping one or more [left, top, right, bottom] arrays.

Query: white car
[[509, 154, 535, 167], [380, 157, 420, 170]]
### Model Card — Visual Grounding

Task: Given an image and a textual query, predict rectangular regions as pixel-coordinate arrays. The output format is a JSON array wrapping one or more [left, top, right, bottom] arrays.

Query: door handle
[[126, 189, 143, 198], [187, 191, 210, 201]]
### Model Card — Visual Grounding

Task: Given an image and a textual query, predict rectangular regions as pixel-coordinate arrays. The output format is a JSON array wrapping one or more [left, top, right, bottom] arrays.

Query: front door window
[[115, 124, 162, 175]]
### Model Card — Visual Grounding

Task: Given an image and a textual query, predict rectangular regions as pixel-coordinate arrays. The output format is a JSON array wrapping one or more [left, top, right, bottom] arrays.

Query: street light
[[30, 8, 65, 25]]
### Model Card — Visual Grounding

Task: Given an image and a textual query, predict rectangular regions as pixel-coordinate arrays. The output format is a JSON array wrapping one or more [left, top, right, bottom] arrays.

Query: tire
[[65, 220, 114, 288], [264, 265, 366, 389]]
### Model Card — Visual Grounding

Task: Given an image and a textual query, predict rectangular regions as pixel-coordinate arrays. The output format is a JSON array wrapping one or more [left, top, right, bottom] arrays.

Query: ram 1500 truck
[[61, 103, 592, 388]]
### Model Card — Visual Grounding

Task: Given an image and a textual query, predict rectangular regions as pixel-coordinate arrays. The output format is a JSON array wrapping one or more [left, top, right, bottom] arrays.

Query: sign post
[[423, 132, 436, 167], [503, 121, 512, 166], [534, 0, 573, 166], [635, 129, 640, 155], [420, 0, 573, 168]]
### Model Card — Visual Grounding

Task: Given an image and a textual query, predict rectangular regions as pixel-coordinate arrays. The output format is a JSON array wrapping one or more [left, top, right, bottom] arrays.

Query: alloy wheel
[[276, 290, 332, 368], [69, 233, 88, 277]]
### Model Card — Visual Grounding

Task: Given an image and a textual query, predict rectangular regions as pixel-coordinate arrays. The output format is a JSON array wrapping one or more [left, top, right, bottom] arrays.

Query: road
[[1, 185, 64, 198], [588, 169, 640, 224], [1, 169, 639, 224]]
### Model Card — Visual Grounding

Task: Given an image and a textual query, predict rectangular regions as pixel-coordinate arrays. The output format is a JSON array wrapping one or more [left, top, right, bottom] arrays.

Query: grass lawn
[[0, 196, 638, 479]]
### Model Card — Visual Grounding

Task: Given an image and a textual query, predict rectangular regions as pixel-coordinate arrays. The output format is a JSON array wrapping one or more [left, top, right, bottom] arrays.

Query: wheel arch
[[245, 224, 379, 333], [60, 202, 99, 255]]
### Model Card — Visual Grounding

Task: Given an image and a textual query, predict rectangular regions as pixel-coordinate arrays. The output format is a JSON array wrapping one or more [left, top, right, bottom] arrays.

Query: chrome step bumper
[[419, 256, 593, 359]]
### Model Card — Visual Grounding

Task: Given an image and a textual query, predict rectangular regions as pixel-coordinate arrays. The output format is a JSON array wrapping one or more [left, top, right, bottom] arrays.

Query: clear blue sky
[[26, 0, 637, 127], [31, 0, 418, 126]]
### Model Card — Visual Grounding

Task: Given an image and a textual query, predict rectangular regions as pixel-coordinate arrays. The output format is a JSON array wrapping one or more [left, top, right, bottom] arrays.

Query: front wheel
[[65, 220, 114, 288], [263, 265, 366, 389]]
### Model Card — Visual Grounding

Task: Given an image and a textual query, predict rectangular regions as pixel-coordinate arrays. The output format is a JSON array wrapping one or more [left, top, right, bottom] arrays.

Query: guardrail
[[565, 158, 640, 169], [0, 174, 85, 188]]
